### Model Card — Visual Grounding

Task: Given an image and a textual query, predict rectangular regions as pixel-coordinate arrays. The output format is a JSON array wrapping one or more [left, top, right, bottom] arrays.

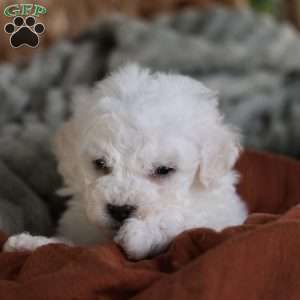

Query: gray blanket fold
[[0, 7, 299, 235]]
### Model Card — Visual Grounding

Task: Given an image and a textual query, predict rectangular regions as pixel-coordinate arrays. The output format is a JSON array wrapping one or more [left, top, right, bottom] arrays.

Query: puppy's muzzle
[[106, 204, 136, 223]]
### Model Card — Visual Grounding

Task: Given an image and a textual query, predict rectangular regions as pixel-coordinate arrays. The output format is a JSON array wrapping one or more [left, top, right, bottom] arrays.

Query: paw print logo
[[4, 16, 45, 48]]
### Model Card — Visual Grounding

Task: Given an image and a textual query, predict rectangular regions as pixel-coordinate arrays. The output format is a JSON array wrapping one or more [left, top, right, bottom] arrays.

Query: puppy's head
[[54, 64, 240, 231]]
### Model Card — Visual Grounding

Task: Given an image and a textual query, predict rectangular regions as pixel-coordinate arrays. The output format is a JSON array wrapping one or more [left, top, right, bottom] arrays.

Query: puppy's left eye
[[153, 166, 176, 177], [93, 158, 111, 175]]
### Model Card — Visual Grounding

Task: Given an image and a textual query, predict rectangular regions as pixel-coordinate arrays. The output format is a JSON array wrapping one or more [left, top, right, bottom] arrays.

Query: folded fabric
[[0, 150, 300, 300]]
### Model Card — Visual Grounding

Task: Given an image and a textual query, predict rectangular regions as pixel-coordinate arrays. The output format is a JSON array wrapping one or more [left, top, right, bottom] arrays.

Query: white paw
[[3, 233, 68, 252], [114, 211, 187, 260], [114, 219, 160, 260]]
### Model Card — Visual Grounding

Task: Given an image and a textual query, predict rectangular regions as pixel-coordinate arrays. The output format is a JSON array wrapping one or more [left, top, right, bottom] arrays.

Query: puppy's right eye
[[152, 166, 176, 177], [93, 158, 111, 175]]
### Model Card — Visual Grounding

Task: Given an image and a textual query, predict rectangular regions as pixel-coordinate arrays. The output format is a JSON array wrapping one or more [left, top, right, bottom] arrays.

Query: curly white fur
[[4, 64, 248, 259]]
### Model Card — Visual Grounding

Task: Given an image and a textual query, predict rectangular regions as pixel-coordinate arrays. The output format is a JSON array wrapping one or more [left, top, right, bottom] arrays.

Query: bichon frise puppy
[[3, 64, 248, 259]]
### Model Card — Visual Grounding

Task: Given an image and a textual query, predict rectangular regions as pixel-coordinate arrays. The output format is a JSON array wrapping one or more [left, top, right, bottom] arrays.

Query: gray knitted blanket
[[1, 7, 300, 235]]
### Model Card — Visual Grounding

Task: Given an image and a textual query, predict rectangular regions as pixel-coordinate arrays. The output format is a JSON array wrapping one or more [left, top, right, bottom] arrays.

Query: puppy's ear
[[198, 124, 241, 188], [53, 121, 82, 195]]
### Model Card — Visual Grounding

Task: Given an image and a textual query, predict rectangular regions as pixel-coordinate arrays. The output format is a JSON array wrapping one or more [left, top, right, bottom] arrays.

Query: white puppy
[[4, 64, 248, 259]]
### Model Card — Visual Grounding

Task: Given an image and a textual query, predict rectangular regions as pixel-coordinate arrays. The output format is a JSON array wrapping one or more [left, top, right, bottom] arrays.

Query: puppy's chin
[[111, 222, 122, 232], [96, 220, 123, 236], [108, 218, 134, 235]]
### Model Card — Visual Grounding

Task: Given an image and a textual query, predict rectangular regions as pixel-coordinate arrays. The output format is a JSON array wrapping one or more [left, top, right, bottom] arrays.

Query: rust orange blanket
[[1, 150, 300, 300]]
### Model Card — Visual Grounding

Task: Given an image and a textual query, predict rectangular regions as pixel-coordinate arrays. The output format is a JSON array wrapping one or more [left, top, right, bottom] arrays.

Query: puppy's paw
[[3, 233, 68, 252], [114, 211, 186, 260], [114, 219, 157, 260]]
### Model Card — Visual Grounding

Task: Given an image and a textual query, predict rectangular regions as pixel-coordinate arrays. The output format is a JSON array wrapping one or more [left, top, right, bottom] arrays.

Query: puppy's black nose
[[106, 204, 136, 223]]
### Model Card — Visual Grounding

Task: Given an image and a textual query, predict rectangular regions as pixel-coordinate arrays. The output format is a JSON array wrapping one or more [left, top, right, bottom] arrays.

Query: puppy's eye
[[153, 166, 176, 177], [93, 158, 111, 175]]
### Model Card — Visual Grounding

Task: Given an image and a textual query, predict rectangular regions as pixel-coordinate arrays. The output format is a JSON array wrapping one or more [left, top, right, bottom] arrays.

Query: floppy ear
[[53, 87, 94, 196], [198, 124, 241, 188], [53, 120, 82, 196]]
